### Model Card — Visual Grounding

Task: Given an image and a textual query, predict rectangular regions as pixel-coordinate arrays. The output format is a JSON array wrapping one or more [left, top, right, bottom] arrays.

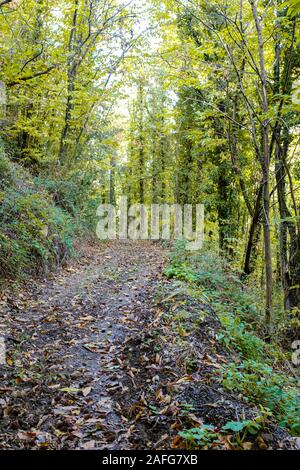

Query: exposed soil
[[0, 241, 296, 450]]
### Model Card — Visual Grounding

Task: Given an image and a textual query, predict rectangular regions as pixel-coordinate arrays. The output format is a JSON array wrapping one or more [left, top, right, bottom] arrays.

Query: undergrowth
[[0, 145, 98, 282], [164, 240, 300, 437]]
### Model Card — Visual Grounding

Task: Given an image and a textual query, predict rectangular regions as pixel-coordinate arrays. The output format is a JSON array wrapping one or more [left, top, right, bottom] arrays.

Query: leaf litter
[[0, 240, 296, 450]]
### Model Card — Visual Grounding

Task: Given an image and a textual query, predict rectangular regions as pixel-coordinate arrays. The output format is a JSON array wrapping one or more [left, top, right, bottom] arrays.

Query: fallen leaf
[[81, 440, 95, 449], [242, 442, 253, 450], [6, 357, 14, 366], [60, 387, 80, 394], [82, 386, 92, 397]]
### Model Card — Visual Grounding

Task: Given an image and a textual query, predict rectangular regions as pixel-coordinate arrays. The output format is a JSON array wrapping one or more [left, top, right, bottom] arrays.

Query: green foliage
[[222, 420, 255, 433], [35, 173, 100, 233], [216, 317, 266, 361], [0, 187, 74, 279], [165, 248, 262, 327], [179, 413, 270, 449], [282, 0, 300, 17], [164, 263, 198, 282], [165, 250, 269, 363], [0, 156, 75, 280], [221, 360, 300, 435], [0, 153, 12, 188], [165, 246, 300, 436], [179, 425, 219, 449]]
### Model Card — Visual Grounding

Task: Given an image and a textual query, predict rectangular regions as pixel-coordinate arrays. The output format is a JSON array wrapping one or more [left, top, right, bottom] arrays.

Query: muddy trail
[[0, 241, 296, 450], [0, 241, 166, 449]]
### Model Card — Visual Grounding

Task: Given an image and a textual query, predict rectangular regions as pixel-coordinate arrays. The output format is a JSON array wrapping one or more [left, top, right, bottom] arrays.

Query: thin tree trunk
[[58, 0, 79, 165], [273, 9, 300, 311], [109, 155, 116, 205], [137, 82, 145, 204], [244, 185, 263, 275], [250, 0, 273, 331]]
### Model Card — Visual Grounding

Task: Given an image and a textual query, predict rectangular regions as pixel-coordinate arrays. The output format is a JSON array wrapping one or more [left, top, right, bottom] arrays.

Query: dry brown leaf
[[242, 442, 253, 450]]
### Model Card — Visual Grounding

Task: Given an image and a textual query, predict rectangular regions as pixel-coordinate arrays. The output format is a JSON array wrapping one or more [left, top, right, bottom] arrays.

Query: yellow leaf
[[242, 442, 253, 450], [6, 356, 13, 366]]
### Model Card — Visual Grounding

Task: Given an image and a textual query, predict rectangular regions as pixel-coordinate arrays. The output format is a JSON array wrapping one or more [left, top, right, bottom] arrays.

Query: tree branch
[[7, 65, 57, 87], [0, 0, 13, 7]]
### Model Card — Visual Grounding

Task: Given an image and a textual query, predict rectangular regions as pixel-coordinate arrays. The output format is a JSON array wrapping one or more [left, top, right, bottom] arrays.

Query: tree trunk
[[273, 9, 300, 310], [58, 0, 79, 165], [244, 185, 262, 275], [250, 0, 273, 330]]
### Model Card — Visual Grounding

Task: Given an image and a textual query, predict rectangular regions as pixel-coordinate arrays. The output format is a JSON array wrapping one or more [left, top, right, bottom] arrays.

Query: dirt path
[[0, 241, 166, 449], [0, 241, 296, 450]]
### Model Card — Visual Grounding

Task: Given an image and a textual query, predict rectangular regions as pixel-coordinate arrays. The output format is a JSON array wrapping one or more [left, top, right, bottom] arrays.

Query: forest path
[[1, 242, 295, 451], [0, 241, 166, 449]]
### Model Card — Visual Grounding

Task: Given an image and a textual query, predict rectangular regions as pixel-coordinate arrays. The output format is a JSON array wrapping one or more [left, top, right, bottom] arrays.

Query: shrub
[[0, 144, 103, 281], [221, 360, 300, 435], [164, 245, 300, 436], [0, 187, 74, 279], [0, 152, 14, 189], [35, 173, 100, 234]]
